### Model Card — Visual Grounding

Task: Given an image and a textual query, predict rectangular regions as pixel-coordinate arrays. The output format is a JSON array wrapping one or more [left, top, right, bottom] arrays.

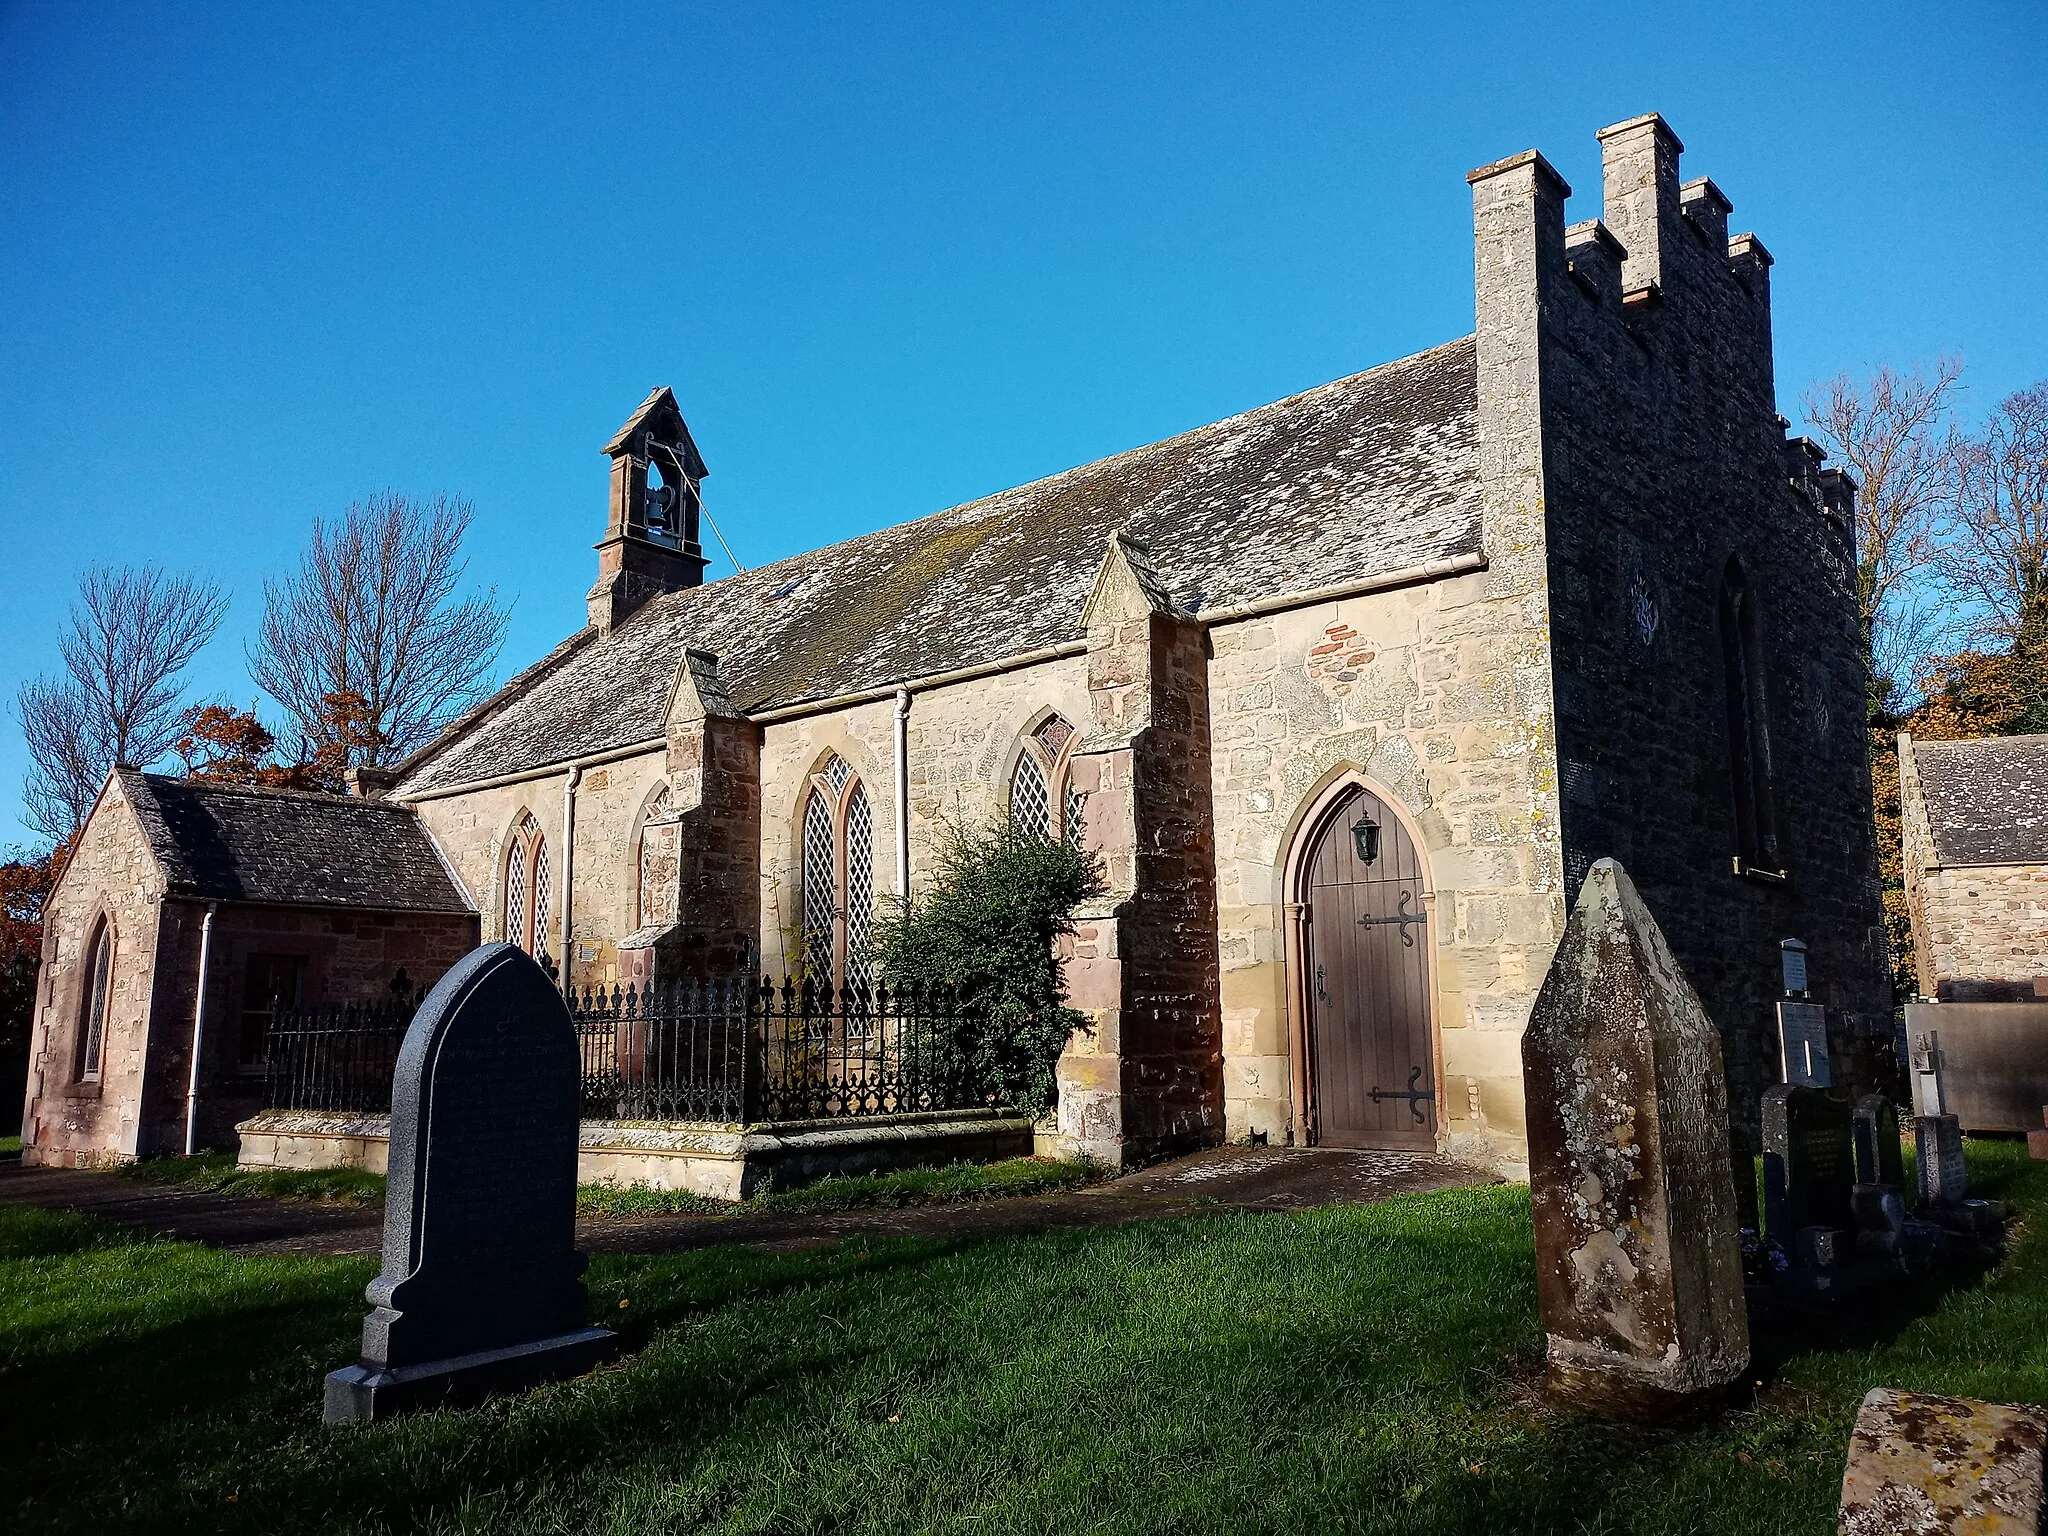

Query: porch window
[[801, 753, 875, 994], [1010, 713, 1084, 842], [76, 919, 112, 1081], [504, 814, 553, 964]]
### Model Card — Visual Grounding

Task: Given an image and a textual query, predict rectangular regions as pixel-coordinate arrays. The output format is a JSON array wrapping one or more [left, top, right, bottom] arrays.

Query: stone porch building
[[368, 112, 1889, 1177], [20, 772, 477, 1165], [1898, 732, 2048, 1002]]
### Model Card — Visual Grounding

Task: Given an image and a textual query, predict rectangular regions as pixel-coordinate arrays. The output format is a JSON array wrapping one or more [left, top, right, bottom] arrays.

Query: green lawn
[[6, 1144, 2046, 1535], [116, 1152, 1099, 1216]]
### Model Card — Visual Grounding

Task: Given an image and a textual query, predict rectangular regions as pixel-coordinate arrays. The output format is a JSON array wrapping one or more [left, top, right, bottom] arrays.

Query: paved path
[[0, 1146, 1493, 1260]]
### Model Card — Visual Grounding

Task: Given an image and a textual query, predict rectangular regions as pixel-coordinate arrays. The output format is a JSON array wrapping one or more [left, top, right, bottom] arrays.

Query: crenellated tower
[[1469, 113, 1891, 1146]]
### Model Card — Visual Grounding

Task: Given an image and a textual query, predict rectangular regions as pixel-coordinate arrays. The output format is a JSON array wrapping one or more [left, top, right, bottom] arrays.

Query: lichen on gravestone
[[1521, 858, 1749, 1420]]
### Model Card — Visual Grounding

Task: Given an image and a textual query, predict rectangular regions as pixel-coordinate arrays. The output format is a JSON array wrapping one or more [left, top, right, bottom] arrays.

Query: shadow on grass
[[7, 1149, 2046, 1535]]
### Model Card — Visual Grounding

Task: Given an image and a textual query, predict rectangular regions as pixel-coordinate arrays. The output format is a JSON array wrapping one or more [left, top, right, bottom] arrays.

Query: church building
[[23, 113, 1891, 1178]]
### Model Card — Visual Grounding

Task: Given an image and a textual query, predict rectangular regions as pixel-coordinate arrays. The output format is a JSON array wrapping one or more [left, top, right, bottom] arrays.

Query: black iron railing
[[260, 999, 414, 1115], [258, 974, 997, 1124]]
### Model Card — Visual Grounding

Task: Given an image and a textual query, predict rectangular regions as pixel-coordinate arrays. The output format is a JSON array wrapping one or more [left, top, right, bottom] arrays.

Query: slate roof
[[117, 770, 473, 912], [1912, 735, 2048, 867], [396, 336, 1481, 795]]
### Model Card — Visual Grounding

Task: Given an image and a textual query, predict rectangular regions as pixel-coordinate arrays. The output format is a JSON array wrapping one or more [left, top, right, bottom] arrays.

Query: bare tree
[[15, 676, 99, 847], [249, 492, 508, 768], [13, 564, 229, 845], [1938, 380, 2048, 649], [1804, 358, 1965, 718]]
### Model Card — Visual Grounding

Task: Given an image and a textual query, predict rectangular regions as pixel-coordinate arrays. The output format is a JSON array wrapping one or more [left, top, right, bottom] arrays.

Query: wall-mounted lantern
[[1351, 811, 1381, 867]]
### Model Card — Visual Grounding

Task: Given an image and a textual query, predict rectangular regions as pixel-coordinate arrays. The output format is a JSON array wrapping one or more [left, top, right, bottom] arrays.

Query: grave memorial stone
[[325, 944, 618, 1423], [1522, 859, 1749, 1420], [1910, 1030, 1969, 1208], [1777, 938, 1832, 1089], [1762, 1085, 1854, 1276], [1850, 1094, 1907, 1257]]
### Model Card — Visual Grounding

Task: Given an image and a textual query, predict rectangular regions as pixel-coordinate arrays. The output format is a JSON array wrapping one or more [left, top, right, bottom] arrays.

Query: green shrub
[[872, 818, 1106, 1113]]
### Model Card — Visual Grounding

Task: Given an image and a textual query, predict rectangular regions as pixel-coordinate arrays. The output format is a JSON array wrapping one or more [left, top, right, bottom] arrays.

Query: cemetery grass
[[3, 1146, 2044, 1535], [113, 1152, 1099, 1216]]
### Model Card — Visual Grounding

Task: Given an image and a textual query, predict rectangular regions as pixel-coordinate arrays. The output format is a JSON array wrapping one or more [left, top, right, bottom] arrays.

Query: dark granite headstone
[[325, 944, 617, 1422], [1522, 859, 1749, 1420], [1762, 1085, 1854, 1250]]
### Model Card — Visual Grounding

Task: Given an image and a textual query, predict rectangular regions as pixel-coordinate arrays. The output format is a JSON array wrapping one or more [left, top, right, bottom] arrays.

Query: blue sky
[[3, 1, 2044, 849]]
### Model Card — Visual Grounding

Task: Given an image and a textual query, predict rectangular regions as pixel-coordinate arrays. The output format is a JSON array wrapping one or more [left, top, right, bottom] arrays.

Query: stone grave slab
[[1763, 1085, 1854, 1255], [325, 943, 617, 1422], [1521, 858, 1749, 1420], [1840, 1388, 2046, 1535], [1916, 1113, 1969, 1208]]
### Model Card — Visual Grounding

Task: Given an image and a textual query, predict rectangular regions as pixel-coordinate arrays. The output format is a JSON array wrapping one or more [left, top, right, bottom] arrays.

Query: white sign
[[1778, 1001, 1831, 1087]]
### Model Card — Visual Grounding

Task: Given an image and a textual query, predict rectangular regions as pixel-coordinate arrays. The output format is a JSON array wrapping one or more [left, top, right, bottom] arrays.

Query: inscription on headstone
[[1778, 1001, 1832, 1088], [325, 944, 617, 1422], [1521, 859, 1749, 1420], [1780, 938, 1808, 998], [1762, 1085, 1854, 1253]]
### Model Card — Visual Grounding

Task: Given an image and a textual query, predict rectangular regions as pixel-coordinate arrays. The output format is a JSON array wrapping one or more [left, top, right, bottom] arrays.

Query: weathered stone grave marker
[[1522, 858, 1749, 1419], [1762, 1085, 1854, 1274], [1849, 1094, 1907, 1256], [1910, 1030, 1969, 1207], [325, 943, 618, 1422]]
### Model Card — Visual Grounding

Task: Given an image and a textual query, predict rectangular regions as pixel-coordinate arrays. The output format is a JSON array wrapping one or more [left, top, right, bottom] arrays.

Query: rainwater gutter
[[182, 900, 218, 1157]]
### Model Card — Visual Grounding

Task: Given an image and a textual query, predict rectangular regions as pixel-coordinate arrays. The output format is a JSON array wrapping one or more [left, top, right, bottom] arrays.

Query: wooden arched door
[[1299, 784, 1435, 1149]]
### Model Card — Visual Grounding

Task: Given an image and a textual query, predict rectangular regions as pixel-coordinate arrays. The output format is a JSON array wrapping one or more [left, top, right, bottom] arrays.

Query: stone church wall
[[754, 657, 1091, 978], [22, 780, 166, 1165], [407, 750, 672, 990], [1205, 563, 1562, 1174], [1474, 117, 1890, 1145]]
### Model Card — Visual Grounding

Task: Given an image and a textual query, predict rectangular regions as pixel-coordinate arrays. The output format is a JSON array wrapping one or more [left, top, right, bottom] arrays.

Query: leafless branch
[[1936, 380, 2048, 648], [14, 676, 100, 847], [13, 565, 228, 845], [1803, 358, 1966, 704], [248, 491, 509, 767]]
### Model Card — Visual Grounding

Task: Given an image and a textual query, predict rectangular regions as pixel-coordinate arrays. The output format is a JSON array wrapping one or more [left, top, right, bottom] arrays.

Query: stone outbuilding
[[19, 771, 477, 1166], [369, 111, 1890, 1177], [1898, 732, 2048, 1001]]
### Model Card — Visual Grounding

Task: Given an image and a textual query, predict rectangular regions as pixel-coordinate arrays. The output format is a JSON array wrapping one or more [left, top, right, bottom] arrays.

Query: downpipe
[[183, 901, 218, 1157]]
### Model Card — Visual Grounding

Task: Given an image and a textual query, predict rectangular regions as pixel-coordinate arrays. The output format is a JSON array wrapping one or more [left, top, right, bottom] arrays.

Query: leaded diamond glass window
[[845, 781, 875, 991], [1064, 777, 1086, 844], [530, 836, 552, 963], [802, 787, 835, 988], [505, 828, 529, 950], [1011, 750, 1050, 839]]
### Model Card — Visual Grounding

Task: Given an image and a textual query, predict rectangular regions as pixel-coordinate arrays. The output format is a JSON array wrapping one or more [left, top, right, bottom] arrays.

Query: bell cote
[[587, 387, 710, 633]]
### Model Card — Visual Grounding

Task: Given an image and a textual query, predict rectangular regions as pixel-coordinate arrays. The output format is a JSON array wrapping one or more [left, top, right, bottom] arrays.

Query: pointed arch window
[[637, 785, 678, 929], [76, 918, 112, 1081], [504, 814, 553, 963], [1010, 714, 1084, 843], [1720, 558, 1783, 876], [801, 753, 875, 994]]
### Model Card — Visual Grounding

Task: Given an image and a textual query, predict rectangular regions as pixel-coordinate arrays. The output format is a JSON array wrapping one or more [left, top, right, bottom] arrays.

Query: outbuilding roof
[[1911, 734, 2048, 867], [117, 770, 473, 912], [395, 335, 1482, 796]]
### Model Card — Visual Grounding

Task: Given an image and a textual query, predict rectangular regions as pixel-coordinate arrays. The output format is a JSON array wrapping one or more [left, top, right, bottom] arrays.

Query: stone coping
[[236, 1105, 1034, 1159]]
